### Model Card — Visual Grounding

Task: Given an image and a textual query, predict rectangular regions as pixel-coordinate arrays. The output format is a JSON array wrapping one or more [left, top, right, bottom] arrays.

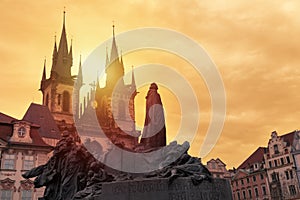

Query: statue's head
[[150, 82, 158, 90]]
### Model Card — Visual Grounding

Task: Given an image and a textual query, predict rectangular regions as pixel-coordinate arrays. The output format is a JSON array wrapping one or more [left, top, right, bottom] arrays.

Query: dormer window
[[274, 144, 279, 154], [18, 127, 26, 137]]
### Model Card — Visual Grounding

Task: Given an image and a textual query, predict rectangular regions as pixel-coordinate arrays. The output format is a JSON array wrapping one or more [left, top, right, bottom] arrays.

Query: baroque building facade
[[0, 112, 53, 200], [231, 130, 300, 200], [206, 158, 231, 179], [264, 131, 300, 200], [231, 147, 271, 200], [39, 11, 79, 137]]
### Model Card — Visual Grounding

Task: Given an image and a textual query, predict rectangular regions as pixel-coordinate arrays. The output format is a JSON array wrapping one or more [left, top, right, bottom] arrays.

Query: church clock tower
[[39, 11, 76, 128]]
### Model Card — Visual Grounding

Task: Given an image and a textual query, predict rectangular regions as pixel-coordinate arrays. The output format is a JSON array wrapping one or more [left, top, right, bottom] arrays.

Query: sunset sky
[[1, 0, 300, 168]]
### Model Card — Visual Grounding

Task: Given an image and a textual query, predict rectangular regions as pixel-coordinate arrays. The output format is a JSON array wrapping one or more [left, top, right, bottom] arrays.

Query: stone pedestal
[[95, 177, 232, 200]]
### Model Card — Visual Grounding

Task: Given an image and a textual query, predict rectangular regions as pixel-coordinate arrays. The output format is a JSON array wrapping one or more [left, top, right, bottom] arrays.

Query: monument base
[[93, 177, 232, 200]]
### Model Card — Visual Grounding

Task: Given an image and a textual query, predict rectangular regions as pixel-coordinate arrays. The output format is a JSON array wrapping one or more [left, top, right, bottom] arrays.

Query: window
[[3, 154, 15, 170], [236, 181, 238, 187], [62, 91, 70, 112], [242, 190, 246, 199], [241, 179, 244, 185], [269, 161, 272, 168], [271, 172, 278, 182], [281, 158, 284, 165], [274, 144, 279, 154], [58, 94, 61, 106], [289, 185, 296, 196], [237, 192, 241, 200], [21, 190, 32, 200], [290, 170, 293, 179], [253, 175, 256, 182], [285, 171, 290, 180], [18, 127, 26, 137], [262, 186, 267, 195], [212, 162, 216, 169], [0, 190, 12, 200], [247, 177, 249, 183], [254, 187, 259, 197], [274, 160, 278, 167], [23, 155, 34, 170], [248, 189, 252, 198], [287, 156, 291, 163], [260, 174, 264, 180]]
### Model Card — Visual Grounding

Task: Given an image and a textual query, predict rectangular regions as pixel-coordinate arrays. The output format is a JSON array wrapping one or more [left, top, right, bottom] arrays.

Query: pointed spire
[[52, 34, 58, 68], [110, 22, 119, 62], [42, 59, 47, 81], [63, 7, 66, 26], [53, 34, 57, 55], [40, 58, 47, 91], [51, 9, 72, 79], [120, 50, 123, 65], [131, 65, 136, 88], [69, 38, 73, 66], [76, 55, 83, 88], [58, 9, 68, 56]]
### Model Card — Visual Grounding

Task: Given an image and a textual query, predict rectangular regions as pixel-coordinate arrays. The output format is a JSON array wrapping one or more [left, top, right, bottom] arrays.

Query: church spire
[[69, 38, 73, 66], [42, 58, 47, 81], [110, 23, 119, 62], [120, 50, 123, 65], [50, 9, 72, 80], [58, 9, 68, 56], [40, 59, 47, 90], [76, 55, 83, 88], [131, 65, 136, 88], [52, 35, 58, 68]]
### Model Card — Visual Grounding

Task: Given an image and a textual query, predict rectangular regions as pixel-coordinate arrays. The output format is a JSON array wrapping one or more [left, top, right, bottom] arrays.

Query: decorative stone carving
[[0, 178, 15, 190], [22, 135, 212, 200]]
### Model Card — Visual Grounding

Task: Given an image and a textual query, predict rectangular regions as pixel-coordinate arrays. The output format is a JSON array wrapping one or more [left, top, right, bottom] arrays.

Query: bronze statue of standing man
[[140, 83, 166, 150]]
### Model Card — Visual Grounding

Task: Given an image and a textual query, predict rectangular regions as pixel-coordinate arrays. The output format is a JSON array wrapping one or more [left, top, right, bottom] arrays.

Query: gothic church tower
[[95, 25, 139, 149], [40, 11, 79, 128]]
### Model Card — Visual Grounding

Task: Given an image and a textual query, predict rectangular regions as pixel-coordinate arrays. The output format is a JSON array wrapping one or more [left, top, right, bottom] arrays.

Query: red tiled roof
[[23, 103, 61, 140], [0, 122, 51, 148], [281, 131, 295, 146], [238, 147, 266, 170], [216, 158, 226, 166], [0, 124, 13, 142], [0, 112, 16, 124], [9, 126, 51, 148]]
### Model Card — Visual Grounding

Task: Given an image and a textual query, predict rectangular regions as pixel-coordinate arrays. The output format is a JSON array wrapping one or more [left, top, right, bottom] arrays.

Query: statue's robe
[[140, 84, 166, 149]]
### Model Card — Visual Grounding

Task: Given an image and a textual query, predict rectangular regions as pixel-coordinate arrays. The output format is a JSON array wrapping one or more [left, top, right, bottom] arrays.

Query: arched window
[[62, 91, 70, 112], [57, 94, 61, 106], [118, 101, 126, 120], [45, 93, 49, 106]]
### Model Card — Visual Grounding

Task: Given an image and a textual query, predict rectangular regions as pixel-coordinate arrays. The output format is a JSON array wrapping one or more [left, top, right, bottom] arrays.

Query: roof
[[0, 112, 16, 124], [207, 158, 226, 166], [22, 103, 61, 139], [0, 123, 13, 142], [10, 126, 52, 148], [232, 169, 249, 180], [0, 121, 51, 148], [281, 131, 296, 146], [238, 147, 266, 170]]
